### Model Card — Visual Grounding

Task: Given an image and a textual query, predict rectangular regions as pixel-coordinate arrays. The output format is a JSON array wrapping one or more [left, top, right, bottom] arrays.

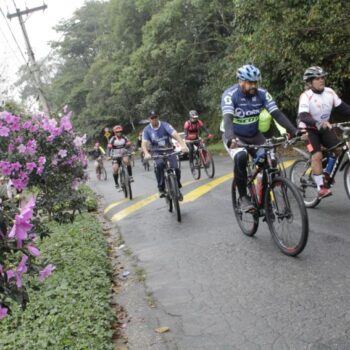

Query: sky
[[0, 0, 87, 98]]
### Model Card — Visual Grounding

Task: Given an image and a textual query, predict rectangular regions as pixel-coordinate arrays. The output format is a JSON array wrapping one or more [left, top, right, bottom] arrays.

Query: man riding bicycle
[[108, 125, 133, 189], [184, 110, 213, 165], [142, 110, 189, 199], [90, 142, 105, 175], [221, 64, 300, 212], [297, 66, 350, 198]]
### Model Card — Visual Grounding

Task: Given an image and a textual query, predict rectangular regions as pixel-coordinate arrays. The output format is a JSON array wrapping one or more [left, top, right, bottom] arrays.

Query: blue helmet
[[236, 64, 261, 81]]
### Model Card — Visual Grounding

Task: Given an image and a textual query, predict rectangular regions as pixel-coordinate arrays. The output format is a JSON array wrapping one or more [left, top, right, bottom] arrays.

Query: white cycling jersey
[[298, 87, 341, 127]]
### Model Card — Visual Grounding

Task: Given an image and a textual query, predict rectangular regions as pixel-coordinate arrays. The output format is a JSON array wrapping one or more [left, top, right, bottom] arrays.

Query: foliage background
[[16, 0, 350, 140]]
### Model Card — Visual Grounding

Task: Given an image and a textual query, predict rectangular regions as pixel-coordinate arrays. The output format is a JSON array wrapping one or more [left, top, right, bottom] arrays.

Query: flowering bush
[[0, 109, 87, 318]]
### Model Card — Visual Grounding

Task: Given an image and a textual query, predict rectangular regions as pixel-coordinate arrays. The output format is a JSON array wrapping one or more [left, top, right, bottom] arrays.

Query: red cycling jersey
[[184, 120, 204, 140]]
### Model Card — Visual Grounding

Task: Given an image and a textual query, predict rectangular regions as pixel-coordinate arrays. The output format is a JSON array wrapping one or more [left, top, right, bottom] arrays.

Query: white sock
[[313, 174, 324, 190]]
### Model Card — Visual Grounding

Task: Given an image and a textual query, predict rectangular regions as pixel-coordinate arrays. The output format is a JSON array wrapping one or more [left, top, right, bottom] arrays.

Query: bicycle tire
[[124, 171, 132, 200], [265, 176, 309, 257], [190, 153, 201, 180], [101, 167, 107, 180], [344, 162, 350, 200], [120, 170, 128, 198], [289, 159, 320, 208], [231, 179, 259, 236], [96, 168, 101, 180], [165, 176, 173, 212], [202, 149, 215, 178], [169, 173, 181, 222]]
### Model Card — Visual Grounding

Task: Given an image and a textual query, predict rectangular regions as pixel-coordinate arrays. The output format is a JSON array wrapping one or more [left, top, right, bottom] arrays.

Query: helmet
[[303, 66, 327, 81], [236, 64, 261, 81], [148, 110, 159, 118], [95, 142, 100, 147], [189, 110, 199, 119], [113, 125, 123, 132]]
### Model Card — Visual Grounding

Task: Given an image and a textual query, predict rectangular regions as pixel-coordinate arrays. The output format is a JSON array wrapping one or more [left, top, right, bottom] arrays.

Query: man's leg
[[155, 158, 165, 195], [112, 162, 120, 188]]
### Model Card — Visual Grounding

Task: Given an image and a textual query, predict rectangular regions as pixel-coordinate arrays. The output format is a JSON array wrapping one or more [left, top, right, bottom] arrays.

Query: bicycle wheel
[[169, 173, 181, 222], [190, 153, 201, 180], [101, 167, 107, 180], [344, 162, 350, 200], [165, 176, 173, 212], [231, 179, 259, 236], [265, 177, 309, 257], [96, 168, 101, 180], [120, 170, 128, 198], [124, 171, 132, 200], [202, 149, 215, 178], [289, 159, 320, 208]]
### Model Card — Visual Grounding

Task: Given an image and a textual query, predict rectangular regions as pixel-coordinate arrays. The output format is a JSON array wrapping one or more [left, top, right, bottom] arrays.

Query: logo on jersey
[[265, 92, 273, 102], [234, 108, 260, 117], [224, 96, 232, 105]]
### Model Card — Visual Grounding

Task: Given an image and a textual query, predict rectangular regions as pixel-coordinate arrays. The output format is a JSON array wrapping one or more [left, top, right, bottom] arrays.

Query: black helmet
[[148, 110, 159, 118], [189, 110, 199, 119], [303, 66, 327, 81]]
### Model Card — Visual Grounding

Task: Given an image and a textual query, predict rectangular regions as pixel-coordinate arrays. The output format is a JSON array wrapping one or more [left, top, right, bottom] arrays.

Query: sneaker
[[115, 184, 120, 189], [178, 191, 183, 202], [159, 190, 166, 198], [318, 186, 332, 199], [129, 176, 134, 183], [240, 195, 255, 213]]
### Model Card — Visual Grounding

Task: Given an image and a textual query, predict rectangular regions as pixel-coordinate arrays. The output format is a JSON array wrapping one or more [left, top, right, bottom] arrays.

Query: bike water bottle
[[256, 173, 263, 206], [325, 154, 336, 174]]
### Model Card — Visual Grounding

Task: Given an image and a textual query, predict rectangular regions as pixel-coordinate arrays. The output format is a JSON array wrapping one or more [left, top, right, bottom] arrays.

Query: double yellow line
[[105, 159, 296, 222]]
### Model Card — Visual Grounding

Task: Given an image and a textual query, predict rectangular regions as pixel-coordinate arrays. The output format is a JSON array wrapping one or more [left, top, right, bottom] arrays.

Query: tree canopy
[[16, 0, 350, 139]]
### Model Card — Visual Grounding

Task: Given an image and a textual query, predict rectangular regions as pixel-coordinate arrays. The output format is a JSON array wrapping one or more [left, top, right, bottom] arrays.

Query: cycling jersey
[[184, 120, 204, 140], [221, 84, 278, 137], [108, 135, 129, 157], [142, 121, 174, 151], [298, 87, 341, 128]]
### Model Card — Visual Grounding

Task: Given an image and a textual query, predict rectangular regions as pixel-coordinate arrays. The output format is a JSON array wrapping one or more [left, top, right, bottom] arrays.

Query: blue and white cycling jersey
[[142, 121, 175, 151], [221, 83, 278, 137]]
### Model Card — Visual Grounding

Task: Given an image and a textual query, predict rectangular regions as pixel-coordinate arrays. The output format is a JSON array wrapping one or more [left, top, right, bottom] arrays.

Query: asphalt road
[[88, 155, 350, 350]]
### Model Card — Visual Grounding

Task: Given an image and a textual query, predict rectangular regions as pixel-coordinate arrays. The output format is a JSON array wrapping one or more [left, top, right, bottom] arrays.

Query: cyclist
[[297, 66, 350, 198], [142, 110, 189, 199], [221, 64, 299, 212], [184, 110, 213, 165], [108, 125, 133, 189], [90, 142, 106, 176]]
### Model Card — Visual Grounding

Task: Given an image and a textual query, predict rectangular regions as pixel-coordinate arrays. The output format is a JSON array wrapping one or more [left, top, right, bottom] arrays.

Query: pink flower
[[0, 306, 8, 320], [27, 244, 41, 257], [60, 114, 73, 132], [26, 162, 36, 172], [0, 161, 12, 176], [11, 162, 22, 172], [8, 197, 35, 244], [73, 135, 86, 148], [0, 125, 10, 136], [22, 120, 32, 129], [7, 143, 15, 153], [17, 144, 26, 153], [39, 264, 55, 282], [58, 149, 67, 158], [25, 139, 36, 155]]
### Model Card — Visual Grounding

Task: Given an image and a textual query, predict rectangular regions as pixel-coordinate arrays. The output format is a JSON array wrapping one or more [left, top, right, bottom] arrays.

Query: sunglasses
[[150, 116, 159, 119]]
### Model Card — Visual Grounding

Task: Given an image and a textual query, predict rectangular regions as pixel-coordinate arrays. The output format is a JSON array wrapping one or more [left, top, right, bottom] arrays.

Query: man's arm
[[223, 113, 235, 147], [334, 101, 350, 116], [271, 109, 298, 135], [142, 140, 151, 157]]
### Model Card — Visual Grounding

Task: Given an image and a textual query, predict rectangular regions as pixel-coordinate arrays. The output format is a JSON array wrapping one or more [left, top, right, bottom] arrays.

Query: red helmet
[[113, 125, 123, 132], [95, 142, 100, 147]]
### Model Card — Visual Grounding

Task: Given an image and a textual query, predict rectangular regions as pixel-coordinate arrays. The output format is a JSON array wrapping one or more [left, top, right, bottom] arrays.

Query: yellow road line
[[109, 159, 296, 221], [111, 194, 159, 222], [104, 198, 130, 214], [183, 173, 233, 203]]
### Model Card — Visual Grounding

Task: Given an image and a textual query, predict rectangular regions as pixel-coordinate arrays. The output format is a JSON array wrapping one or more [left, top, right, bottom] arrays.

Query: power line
[[0, 7, 28, 65]]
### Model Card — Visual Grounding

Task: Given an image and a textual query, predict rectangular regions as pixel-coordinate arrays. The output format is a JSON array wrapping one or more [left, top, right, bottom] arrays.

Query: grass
[[207, 141, 226, 155], [0, 213, 115, 350]]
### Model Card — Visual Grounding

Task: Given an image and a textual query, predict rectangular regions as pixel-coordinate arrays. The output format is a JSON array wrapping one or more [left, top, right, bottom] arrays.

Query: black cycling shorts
[[307, 128, 339, 154], [112, 157, 122, 165]]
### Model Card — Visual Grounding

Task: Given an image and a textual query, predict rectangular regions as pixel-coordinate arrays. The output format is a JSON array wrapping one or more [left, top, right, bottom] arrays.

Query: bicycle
[[289, 122, 350, 208], [187, 139, 215, 180], [152, 149, 182, 222], [96, 156, 107, 181], [231, 136, 309, 257], [112, 154, 133, 200]]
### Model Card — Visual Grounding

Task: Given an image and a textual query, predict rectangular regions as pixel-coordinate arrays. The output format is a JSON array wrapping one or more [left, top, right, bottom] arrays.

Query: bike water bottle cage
[[253, 148, 266, 166]]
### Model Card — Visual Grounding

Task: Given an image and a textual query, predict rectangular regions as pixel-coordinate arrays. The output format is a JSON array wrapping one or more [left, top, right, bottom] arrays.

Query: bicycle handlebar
[[237, 136, 301, 150], [151, 151, 180, 159]]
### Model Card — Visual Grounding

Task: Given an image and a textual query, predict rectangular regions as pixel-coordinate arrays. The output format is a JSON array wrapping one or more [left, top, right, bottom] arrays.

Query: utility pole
[[7, 4, 50, 115]]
